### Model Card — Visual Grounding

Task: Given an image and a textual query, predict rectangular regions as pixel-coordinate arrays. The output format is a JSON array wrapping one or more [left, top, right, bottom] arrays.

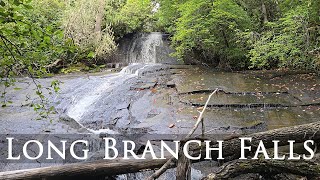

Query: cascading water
[[118, 32, 178, 65], [62, 33, 186, 179], [65, 32, 174, 134], [127, 32, 162, 63]]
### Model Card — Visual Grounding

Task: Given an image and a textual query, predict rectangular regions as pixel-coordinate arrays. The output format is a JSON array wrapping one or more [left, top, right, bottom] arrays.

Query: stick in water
[[147, 88, 219, 180]]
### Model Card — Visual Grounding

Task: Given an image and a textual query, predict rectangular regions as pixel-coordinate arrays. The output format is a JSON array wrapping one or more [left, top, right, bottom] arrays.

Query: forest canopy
[[0, 0, 319, 82], [156, 0, 320, 70]]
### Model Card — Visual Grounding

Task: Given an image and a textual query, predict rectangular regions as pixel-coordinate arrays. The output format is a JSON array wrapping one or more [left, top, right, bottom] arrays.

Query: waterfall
[[140, 33, 162, 63], [115, 32, 179, 65], [65, 32, 177, 134], [126, 32, 163, 63]]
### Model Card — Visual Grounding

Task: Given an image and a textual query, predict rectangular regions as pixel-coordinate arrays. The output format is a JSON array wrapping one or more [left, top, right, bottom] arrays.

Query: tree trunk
[[0, 153, 173, 180], [94, 0, 105, 40], [261, 0, 268, 23], [204, 155, 320, 179], [221, 29, 229, 48], [176, 147, 191, 180], [195, 121, 320, 161]]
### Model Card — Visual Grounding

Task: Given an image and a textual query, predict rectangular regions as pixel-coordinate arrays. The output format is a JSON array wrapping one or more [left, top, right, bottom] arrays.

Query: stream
[[1, 32, 320, 179]]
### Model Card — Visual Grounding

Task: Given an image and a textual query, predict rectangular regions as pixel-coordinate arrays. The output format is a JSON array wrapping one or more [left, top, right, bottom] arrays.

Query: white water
[[66, 33, 165, 134], [127, 32, 163, 64], [140, 33, 162, 63], [66, 74, 134, 134]]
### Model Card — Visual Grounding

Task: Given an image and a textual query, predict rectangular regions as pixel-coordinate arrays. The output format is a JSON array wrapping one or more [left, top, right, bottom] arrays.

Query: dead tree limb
[[146, 158, 177, 180], [148, 89, 219, 179], [186, 89, 218, 138]]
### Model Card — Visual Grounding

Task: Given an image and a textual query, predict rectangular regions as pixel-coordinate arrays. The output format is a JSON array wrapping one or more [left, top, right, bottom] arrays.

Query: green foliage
[[62, 0, 154, 61], [0, 0, 73, 76], [62, 0, 117, 60], [0, 0, 70, 118], [248, 1, 320, 70], [156, 0, 320, 71], [154, 0, 181, 33], [235, 0, 280, 28], [170, 0, 252, 69], [107, 0, 154, 38]]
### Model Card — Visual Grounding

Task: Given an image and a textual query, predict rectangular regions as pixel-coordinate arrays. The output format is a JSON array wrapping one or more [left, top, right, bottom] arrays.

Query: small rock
[[196, 107, 204, 111], [166, 81, 176, 88], [168, 124, 175, 128], [131, 82, 157, 90]]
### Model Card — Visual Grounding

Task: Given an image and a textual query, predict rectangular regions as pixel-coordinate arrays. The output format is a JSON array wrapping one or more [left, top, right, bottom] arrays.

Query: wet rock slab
[[179, 92, 301, 107], [174, 67, 320, 104], [1, 63, 320, 178], [172, 66, 320, 131], [131, 82, 157, 90]]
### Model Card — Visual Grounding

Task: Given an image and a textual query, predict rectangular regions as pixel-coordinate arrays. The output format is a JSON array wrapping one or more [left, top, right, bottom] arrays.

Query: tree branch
[[147, 89, 219, 179]]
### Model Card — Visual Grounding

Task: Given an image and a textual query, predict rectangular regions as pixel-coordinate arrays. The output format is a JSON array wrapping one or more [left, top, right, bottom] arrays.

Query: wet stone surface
[[1, 64, 320, 179], [1, 64, 320, 137], [173, 67, 320, 130]]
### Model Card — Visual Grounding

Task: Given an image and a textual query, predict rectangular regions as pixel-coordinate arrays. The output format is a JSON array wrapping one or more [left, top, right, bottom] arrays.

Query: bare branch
[[147, 88, 219, 179]]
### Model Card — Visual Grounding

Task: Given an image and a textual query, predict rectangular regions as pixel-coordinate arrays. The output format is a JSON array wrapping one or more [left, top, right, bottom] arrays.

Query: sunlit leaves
[[107, 0, 154, 38], [157, 0, 319, 71], [87, 51, 95, 58], [62, 0, 117, 60], [169, 0, 251, 69], [248, 2, 318, 70], [0, 0, 68, 120]]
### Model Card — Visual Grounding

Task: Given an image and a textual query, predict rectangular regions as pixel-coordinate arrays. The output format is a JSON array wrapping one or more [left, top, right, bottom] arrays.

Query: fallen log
[[1, 122, 320, 180], [204, 154, 320, 179], [194, 121, 320, 161], [44, 59, 63, 72], [0, 153, 173, 180], [148, 121, 320, 179]]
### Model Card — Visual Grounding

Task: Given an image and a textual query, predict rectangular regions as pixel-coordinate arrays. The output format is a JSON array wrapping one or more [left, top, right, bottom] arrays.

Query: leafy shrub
[[249, 4, 318, 70], [170, 0, 252, 69], [62, 0, 117, 61]]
